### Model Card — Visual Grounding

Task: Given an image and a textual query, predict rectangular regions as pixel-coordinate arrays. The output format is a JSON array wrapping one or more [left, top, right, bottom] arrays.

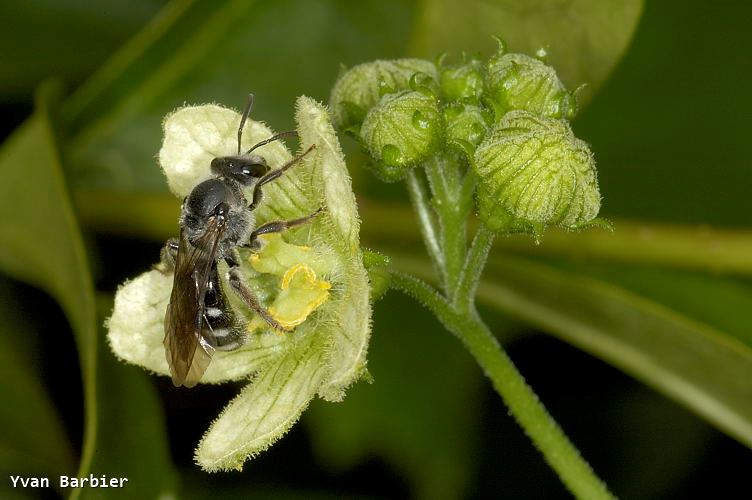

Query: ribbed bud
[[443, 102, 491, 156], [439, 58, 484, 102], [329, 59, 438, 130], [359, 89, 442, 179], [473, 111, 600, 237], [485, 52, 576, 120]]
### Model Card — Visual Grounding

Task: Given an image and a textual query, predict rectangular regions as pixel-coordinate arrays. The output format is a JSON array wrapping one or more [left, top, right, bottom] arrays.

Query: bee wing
[[164, 217, 226, 387]]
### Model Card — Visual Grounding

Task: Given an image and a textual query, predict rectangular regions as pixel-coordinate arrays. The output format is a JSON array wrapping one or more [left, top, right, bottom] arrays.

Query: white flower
[[107, 96, 371, 471]]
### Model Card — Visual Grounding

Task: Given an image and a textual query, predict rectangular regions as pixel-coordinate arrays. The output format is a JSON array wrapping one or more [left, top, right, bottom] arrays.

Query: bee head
[[211, 155, 270, 186]]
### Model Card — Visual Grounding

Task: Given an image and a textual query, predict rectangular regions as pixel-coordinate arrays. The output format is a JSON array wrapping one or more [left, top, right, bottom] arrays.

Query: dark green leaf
[[63, 0, 417, 192], [0, 0, 164, 99], [493, 221, 752, 277], [408, 0, 644, 102], [0, 279, 75, 487], [0, 87, 100, 479], [575, 1, 752, 226], [552, 262, 752, 349], [0, 83, 176, 498], [473, 253, 752, 449]]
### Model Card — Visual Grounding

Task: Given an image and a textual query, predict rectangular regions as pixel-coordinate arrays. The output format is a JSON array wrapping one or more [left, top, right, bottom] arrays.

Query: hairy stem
[[406, 169, 445, 280], [423, 154, 469, 300], [453, 223, 495, 314], [388, 270, 615, 500]]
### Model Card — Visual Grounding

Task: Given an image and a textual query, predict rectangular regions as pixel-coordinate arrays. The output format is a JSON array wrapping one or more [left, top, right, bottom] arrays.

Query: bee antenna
[[238, 93, 255, 155], [245, 130, 298, 154]]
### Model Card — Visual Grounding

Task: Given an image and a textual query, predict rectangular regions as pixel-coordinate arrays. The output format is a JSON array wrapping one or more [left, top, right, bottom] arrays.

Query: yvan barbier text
[[10, 475, 129, 488]]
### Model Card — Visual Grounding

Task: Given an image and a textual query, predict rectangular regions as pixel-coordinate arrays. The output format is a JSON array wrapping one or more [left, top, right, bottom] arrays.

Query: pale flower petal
[[159, 104, 292, 197], [293, 97, 372, 401], [196, 327, 327, 471]]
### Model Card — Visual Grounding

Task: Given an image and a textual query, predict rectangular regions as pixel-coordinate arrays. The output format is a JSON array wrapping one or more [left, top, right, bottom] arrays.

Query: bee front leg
[[248, 145, 315, 211], [155, 238, 179, 273], [226, 263, 292, 333]]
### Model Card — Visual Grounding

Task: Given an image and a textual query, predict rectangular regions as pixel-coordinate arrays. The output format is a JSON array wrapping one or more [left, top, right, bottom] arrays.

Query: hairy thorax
[[181, 178, 254, 260]]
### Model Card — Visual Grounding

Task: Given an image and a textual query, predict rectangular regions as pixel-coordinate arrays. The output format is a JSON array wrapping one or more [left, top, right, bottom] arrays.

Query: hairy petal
[[195, 328, 327, 471], [295, 96, 372, 400], [159, 104, 292, 198]]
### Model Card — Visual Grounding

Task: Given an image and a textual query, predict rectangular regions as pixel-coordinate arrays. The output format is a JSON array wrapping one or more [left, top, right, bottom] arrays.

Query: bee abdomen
[[203, 316, 245, 351]]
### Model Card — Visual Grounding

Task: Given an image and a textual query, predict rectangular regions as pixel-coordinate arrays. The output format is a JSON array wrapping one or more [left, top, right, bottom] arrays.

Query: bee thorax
[[181, 177, 254, 258]]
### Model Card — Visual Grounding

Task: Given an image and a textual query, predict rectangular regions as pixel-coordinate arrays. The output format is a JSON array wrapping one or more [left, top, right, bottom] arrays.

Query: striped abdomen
[[202, 265, 244, 351]]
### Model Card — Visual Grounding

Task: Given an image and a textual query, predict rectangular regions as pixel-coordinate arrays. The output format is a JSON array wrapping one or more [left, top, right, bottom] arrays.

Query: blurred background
[[1, 0, 751, 498]]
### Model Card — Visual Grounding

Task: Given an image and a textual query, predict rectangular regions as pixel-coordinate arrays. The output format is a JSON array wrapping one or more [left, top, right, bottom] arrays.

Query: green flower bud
[[440, 58, 484, 102], [473, 111, 601, 238], [360, 89, 442, 177], [363, 158, 411, 183], [330, 59, 438, 130], [485, 52, 576, 120], [443, 102, 491, 156]]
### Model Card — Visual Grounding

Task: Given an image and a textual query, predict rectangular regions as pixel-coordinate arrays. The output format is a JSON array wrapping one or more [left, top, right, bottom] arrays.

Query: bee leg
[[227, 265, 292, 333], [246, 208, 324, 249], [155, 238, 179, 273], [248, 144, 316, 211]]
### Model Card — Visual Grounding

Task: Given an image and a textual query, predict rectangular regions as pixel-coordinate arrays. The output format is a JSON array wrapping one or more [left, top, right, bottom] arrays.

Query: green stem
[[453, 223, 495, 314], [388, 270, 615, 500], [423, 154, 469, 299], [406, 170, 445, 278]]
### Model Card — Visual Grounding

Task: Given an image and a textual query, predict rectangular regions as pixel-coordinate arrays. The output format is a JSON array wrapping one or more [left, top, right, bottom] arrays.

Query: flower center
[[246, 234, 333, 331]]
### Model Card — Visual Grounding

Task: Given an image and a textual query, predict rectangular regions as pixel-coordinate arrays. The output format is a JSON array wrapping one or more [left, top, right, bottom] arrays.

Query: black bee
[[159, 95, 320, 388]]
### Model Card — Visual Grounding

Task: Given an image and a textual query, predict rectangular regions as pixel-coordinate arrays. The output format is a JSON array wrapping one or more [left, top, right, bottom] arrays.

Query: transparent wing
[[164, 217, 225, 387]]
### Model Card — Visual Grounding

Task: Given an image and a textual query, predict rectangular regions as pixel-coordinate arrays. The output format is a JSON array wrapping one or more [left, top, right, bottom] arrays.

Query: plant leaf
[[574, 2, 752, 227], [472, 254, 752, 449], [0, 84, 101, 488], [409, 0, 644, 102], [492, 221, 752, 277], [552, 262, 752, 350], [0, 0, 162, 98], [0, 278, 75, 485], [0, 83, 176, 498]]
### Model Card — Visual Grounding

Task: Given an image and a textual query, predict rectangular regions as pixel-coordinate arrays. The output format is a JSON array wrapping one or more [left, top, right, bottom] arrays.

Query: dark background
[[1, 1, 751, 498]]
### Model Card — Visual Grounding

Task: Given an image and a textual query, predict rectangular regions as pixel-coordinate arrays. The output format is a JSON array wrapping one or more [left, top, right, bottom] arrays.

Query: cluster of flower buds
[[330, 40, 603, 239]]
